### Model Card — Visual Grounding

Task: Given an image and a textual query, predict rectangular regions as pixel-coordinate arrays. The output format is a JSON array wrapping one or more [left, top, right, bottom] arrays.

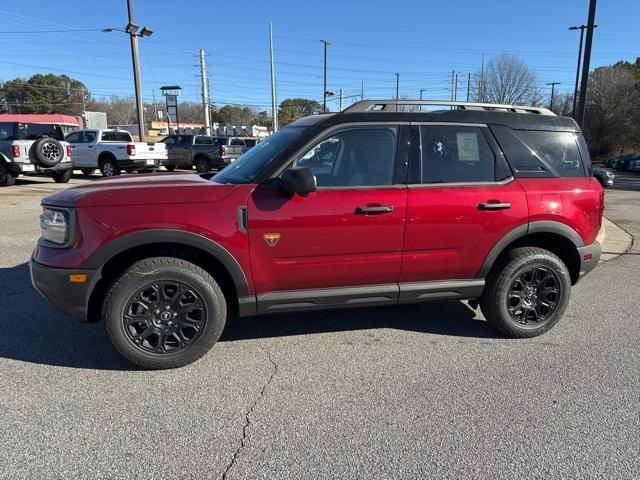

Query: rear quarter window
[[513, 130, 585, 177]]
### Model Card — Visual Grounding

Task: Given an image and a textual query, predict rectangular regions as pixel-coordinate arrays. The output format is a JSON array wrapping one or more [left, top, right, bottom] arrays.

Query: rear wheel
[[52, 169, 72, 183], [0, 164, 16, 187], [100, 158, 120, 177], [81, 168, 95, 176], [480, 247, 571, 338], [194, 156, 211, 173], [103, 257, 227, 369]]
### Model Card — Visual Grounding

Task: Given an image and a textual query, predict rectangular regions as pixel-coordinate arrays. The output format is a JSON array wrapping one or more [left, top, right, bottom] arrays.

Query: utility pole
[[269, 22, 278, 132], [361, 81, 364, 101], [152, 89, 157, 120], [546, 82, 561, 111], [466, 72, 471, 101], [339, 88, 344, 111], [453, 73, 458, 101], [419, 89, 427, 100], [576, 0, 598, 128], [127, 0, 145, 141], [450, 70, 456, 103], [199, 49, 211, 135], [321, 39, 330, 113], [480, 53, 485, 102], [395, 73, 400, 111], [569, 24, 597, 118]]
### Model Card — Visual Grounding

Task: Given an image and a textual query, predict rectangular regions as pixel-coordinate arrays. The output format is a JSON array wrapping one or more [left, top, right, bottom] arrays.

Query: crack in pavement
[[221, 344, 278, 480]]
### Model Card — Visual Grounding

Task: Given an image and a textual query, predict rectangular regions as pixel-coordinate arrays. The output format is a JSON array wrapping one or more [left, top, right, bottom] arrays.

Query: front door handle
[[478, 201, 511, 210], [355, 205, 394, 214]]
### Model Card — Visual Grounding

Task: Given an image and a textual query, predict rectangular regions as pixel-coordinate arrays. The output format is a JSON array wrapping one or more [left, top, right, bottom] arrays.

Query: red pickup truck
[[31, 100, 603, 369]]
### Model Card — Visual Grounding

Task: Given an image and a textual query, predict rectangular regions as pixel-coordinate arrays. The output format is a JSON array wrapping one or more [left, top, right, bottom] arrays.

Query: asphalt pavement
[[0, 172, 638, 479]]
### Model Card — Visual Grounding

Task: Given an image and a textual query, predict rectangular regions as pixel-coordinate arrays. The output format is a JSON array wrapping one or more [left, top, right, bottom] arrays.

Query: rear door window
[[419, 125, 496, 183], [195, 136, 213, 145], [513, 130, 584, 177]]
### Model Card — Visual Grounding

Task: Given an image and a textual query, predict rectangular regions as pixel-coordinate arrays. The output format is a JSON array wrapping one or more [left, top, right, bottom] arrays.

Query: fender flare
[[476, 220, 584, 278], [83, 229, 250, 296]]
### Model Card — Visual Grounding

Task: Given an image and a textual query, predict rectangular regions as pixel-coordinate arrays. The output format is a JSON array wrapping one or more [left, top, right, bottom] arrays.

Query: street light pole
[[127, 0, 145, 141], [321, 39, 330, 113], [576, 0, 598, 128]]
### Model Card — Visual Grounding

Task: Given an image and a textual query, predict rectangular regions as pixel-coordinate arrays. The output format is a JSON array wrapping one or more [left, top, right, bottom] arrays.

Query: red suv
[[31, 100, 603, 369]]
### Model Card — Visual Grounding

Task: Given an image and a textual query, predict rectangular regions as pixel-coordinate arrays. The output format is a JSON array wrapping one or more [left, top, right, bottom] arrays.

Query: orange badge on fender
[[263, 233, 281, 246]]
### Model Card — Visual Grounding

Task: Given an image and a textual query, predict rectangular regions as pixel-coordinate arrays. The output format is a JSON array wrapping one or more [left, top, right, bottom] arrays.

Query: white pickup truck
[[66, 129, 168, 177]]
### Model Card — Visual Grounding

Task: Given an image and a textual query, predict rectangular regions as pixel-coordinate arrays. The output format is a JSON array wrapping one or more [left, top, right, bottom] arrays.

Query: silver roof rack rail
[[343, 99, 555, 116]]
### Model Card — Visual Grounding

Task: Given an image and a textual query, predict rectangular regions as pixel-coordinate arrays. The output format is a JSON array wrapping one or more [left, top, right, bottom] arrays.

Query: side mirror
[[273, 167, 317, 197]]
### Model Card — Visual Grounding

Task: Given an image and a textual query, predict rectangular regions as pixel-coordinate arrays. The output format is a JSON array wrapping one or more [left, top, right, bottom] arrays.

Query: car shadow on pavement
[[222, 299, 499, 342], [0, 263, 499, 370], [0, 263, 132, 370]]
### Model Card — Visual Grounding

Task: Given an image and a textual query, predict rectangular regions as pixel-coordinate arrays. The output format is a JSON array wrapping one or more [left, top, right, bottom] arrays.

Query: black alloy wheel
[[506, 266, 560, 327], [123, 280, 207, 354]]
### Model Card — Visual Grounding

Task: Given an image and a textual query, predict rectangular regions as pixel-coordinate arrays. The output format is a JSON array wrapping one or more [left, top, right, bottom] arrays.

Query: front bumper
[[30, 256, 98, 322], [576, 241, 601, 282]]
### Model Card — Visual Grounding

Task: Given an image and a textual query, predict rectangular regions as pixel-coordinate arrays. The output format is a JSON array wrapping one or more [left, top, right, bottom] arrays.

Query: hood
[[43, 173, 240, 207]]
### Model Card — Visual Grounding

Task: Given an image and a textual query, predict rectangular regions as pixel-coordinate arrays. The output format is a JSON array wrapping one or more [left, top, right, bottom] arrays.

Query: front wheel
[[52, 169, 72, 183], [165, 165, 177, 172], [103, 257, 227, 369], [480, 247, 571, 338]]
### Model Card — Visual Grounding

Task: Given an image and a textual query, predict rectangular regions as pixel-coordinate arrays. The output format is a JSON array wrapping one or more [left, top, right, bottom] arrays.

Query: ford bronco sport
[[0, 117, 73, 186], [31, 100, 603, 369]]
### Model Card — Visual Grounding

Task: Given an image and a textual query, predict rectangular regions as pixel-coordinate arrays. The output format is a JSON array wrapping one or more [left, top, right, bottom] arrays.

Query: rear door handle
[[478, 202, 511, 210], [355, 205, 394, 214]]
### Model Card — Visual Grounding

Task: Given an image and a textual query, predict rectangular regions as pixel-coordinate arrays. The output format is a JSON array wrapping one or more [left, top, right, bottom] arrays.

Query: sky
[[0, 0, 638, 113]]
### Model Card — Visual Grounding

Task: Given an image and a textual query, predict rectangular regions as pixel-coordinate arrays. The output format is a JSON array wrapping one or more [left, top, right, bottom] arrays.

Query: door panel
[[248, 184, 407, 294], [401, 181, 527, 281]]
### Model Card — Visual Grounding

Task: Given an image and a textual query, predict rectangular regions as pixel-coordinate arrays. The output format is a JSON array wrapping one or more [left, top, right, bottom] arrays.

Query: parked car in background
[[160, 134, 218, 171], [612, 155, 634, 171], [593, 168, 614, 188], [66, 129, 167, 177], [184, 136, 245, 173], [627, 157, 640, 174], [31, 99, 603, 369], [0, 118, 73, 186]]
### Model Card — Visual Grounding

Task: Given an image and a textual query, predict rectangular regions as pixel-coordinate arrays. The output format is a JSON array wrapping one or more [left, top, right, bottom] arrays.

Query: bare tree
[[88, 96, 135, 125], [584, 66, 640, 156], [471, 54, 542, 105]]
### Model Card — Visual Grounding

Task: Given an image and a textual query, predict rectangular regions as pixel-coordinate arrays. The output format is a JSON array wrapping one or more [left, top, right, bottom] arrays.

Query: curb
[[598, 217, 634, 263]]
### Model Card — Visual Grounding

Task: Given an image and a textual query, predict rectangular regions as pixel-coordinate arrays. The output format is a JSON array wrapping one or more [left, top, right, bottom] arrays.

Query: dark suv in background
[[31, 99, 603, 369], [0, 119, 73, 186]]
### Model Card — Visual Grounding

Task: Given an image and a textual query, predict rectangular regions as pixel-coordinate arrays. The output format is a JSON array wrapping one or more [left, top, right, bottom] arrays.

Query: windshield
[[213, 126, 306, 184]]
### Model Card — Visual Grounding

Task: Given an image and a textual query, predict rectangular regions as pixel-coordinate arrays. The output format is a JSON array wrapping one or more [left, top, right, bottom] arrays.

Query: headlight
[[40, 207, 72, 246]]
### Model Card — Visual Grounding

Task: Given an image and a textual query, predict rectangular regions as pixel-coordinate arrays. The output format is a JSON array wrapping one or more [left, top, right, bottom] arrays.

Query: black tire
[[81, 168, 95, 176], [100, 157, 121, 177], [165, 165, 177, 172], [480, 247, 571, 338], [0, 164, 16, 187], [52, 169, 72, 183], [194, 156, 211, 173], [103, 257, 227, 369], [34, 138, 64, 167]]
